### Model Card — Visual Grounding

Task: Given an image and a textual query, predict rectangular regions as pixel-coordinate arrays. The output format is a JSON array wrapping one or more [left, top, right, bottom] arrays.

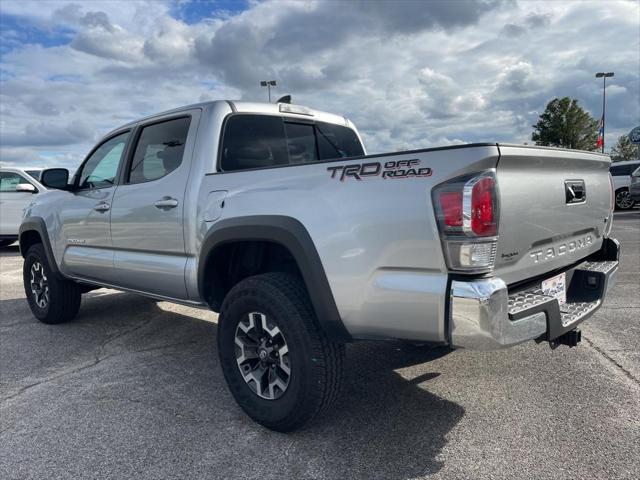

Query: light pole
[[260, 80, 277, 102], [595, 72, 614, 153]]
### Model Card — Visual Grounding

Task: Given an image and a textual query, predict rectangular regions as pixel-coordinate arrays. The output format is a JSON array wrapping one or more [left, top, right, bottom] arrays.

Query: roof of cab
[[108, 100, 351, 136]]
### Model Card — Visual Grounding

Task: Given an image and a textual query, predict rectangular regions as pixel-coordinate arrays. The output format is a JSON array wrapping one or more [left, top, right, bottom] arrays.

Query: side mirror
[[40, 168, 69, 190], [15, 183, 37, 193]]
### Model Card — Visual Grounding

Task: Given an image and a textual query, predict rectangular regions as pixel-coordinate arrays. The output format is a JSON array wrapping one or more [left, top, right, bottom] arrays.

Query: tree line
[[532, 96, 637, 161]]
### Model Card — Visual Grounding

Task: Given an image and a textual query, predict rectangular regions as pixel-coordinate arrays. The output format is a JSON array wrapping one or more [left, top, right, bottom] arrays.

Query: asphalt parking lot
[[1, 211, 639, 480]]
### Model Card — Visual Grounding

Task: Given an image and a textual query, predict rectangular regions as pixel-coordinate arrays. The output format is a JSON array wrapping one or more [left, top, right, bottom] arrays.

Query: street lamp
[[595, 72, 614, 153], [260, 80, 277, 102]]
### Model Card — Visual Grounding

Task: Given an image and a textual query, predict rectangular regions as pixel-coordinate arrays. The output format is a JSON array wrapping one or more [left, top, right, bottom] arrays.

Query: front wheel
[[23, 244, 82, 324], [217, 272, 344, 432], [615, 188, 634, 210]]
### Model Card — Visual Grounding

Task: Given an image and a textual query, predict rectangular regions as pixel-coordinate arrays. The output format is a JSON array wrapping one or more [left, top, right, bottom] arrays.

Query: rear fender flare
[[198, 215, 351, 343]]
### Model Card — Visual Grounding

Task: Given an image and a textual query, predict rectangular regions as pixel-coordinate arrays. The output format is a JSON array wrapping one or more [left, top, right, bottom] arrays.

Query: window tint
[[610, 163, 639, 176], [25, 170, 41, 181], [220, 114, 364, 172], [128, 117, 191, 184], [78, 132, 130, 189], [285, 123, 317, 164], [221, 115, 288, 172], [316, 121, 364, 160], [0, 172, 29, 192]]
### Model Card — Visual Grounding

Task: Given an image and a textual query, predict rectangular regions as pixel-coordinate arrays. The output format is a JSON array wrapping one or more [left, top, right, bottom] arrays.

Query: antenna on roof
[[277, 95, 292, 104]]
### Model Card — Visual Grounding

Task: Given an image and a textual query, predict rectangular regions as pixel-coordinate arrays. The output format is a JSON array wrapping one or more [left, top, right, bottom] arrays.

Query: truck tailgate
[[493, 145, 612, 285]]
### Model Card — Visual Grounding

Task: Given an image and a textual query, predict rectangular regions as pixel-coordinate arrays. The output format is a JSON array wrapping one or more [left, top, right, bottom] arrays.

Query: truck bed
[[199, 141, 613, 343]]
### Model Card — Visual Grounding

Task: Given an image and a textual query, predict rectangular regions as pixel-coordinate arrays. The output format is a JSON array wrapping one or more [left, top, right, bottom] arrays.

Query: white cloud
[[72, 23, 145, 62], [0, 0, 638, 169]]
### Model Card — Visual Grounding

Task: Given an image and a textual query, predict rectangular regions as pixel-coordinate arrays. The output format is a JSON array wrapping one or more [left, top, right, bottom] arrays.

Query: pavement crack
[[134, 340, 199, 354], [0, 321, 28, 328], [97, 316, 155, 356], [583, 336, 639, 386], [0, 317, 155, 405], [0, 358, 100, 403]]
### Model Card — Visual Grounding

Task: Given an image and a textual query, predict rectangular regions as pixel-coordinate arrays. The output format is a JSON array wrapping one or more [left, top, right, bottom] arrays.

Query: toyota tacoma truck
[[19, 100, 619, 431]]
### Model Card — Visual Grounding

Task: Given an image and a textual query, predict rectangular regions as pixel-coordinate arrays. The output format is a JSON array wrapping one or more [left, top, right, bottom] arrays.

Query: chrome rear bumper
[[449, 239, 620, 351]]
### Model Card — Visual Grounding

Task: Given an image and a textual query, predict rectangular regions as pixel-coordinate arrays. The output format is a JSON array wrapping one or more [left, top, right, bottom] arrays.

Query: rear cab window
[[220, 114, 364, 172]]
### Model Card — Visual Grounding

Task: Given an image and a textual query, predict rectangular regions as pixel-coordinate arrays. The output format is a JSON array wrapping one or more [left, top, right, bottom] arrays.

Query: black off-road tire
[[217, 272, 345, 432], [23, 243, 82, 324]]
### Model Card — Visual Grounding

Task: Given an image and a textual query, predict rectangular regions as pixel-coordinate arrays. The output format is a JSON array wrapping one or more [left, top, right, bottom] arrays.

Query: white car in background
[[610, 160, 640, 210], [0, 167, 46, 247]]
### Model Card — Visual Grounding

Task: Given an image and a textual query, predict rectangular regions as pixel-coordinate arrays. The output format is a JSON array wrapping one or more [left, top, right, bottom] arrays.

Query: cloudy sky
[[0, 0, 638, 170]]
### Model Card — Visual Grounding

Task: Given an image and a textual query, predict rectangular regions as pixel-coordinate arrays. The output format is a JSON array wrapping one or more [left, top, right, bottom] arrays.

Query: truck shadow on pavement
[[0, 244, 20, 257], [1, 289, 464, 480]]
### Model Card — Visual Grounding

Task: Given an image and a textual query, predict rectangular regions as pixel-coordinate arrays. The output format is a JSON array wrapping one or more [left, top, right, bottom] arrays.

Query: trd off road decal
[[327, 159, 432, 181]]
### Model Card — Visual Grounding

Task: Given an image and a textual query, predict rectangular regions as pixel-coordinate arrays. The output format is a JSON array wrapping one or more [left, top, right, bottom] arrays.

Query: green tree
[[532, 97, 599, 151], [610, 134, 638, 162]]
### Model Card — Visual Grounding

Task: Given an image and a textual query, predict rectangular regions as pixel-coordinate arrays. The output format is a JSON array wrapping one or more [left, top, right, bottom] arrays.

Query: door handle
[[154, 197, 178, 210], [94, 202, 110, 212]]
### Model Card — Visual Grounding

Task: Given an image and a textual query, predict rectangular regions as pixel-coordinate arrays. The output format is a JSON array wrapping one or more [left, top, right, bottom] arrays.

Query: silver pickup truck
[[19, 100, 619, 431]]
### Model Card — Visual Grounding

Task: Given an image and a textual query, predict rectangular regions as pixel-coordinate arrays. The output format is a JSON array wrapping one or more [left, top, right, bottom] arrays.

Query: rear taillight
[[433, 171, 499, 273], [439, 191, 463, 227], [467, 175, 497, 236]]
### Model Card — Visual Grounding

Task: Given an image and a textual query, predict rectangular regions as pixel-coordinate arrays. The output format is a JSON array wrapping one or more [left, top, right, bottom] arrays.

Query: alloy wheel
[[616, 190, 633, 209], [30, 261, 49, 309], [234, 312, 291, 400]]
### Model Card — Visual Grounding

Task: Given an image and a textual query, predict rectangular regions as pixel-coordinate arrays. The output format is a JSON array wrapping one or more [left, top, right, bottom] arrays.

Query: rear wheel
[[217, 272, 344, 432], [23, 244, 82, 324], [615, 188, 634, 210]]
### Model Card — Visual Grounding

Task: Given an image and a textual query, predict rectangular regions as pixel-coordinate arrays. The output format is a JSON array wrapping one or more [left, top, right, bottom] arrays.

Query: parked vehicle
[[630, 166, 640, 204], [610, 160, 640, 210], [0, 167, 45, 247], [19, 101, 619, 431], [23, 168, 44, 181]]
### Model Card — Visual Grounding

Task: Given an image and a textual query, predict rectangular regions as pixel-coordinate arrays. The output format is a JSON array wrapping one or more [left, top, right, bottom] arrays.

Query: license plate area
[[541, 272, 566, 306]]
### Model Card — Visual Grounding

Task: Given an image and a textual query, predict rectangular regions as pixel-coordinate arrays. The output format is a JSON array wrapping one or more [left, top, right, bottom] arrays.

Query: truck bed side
[[195, 144, 500, 342]]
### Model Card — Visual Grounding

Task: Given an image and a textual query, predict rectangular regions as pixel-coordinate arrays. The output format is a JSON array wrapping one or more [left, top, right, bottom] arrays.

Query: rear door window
[[127, 117, 191, 184]]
